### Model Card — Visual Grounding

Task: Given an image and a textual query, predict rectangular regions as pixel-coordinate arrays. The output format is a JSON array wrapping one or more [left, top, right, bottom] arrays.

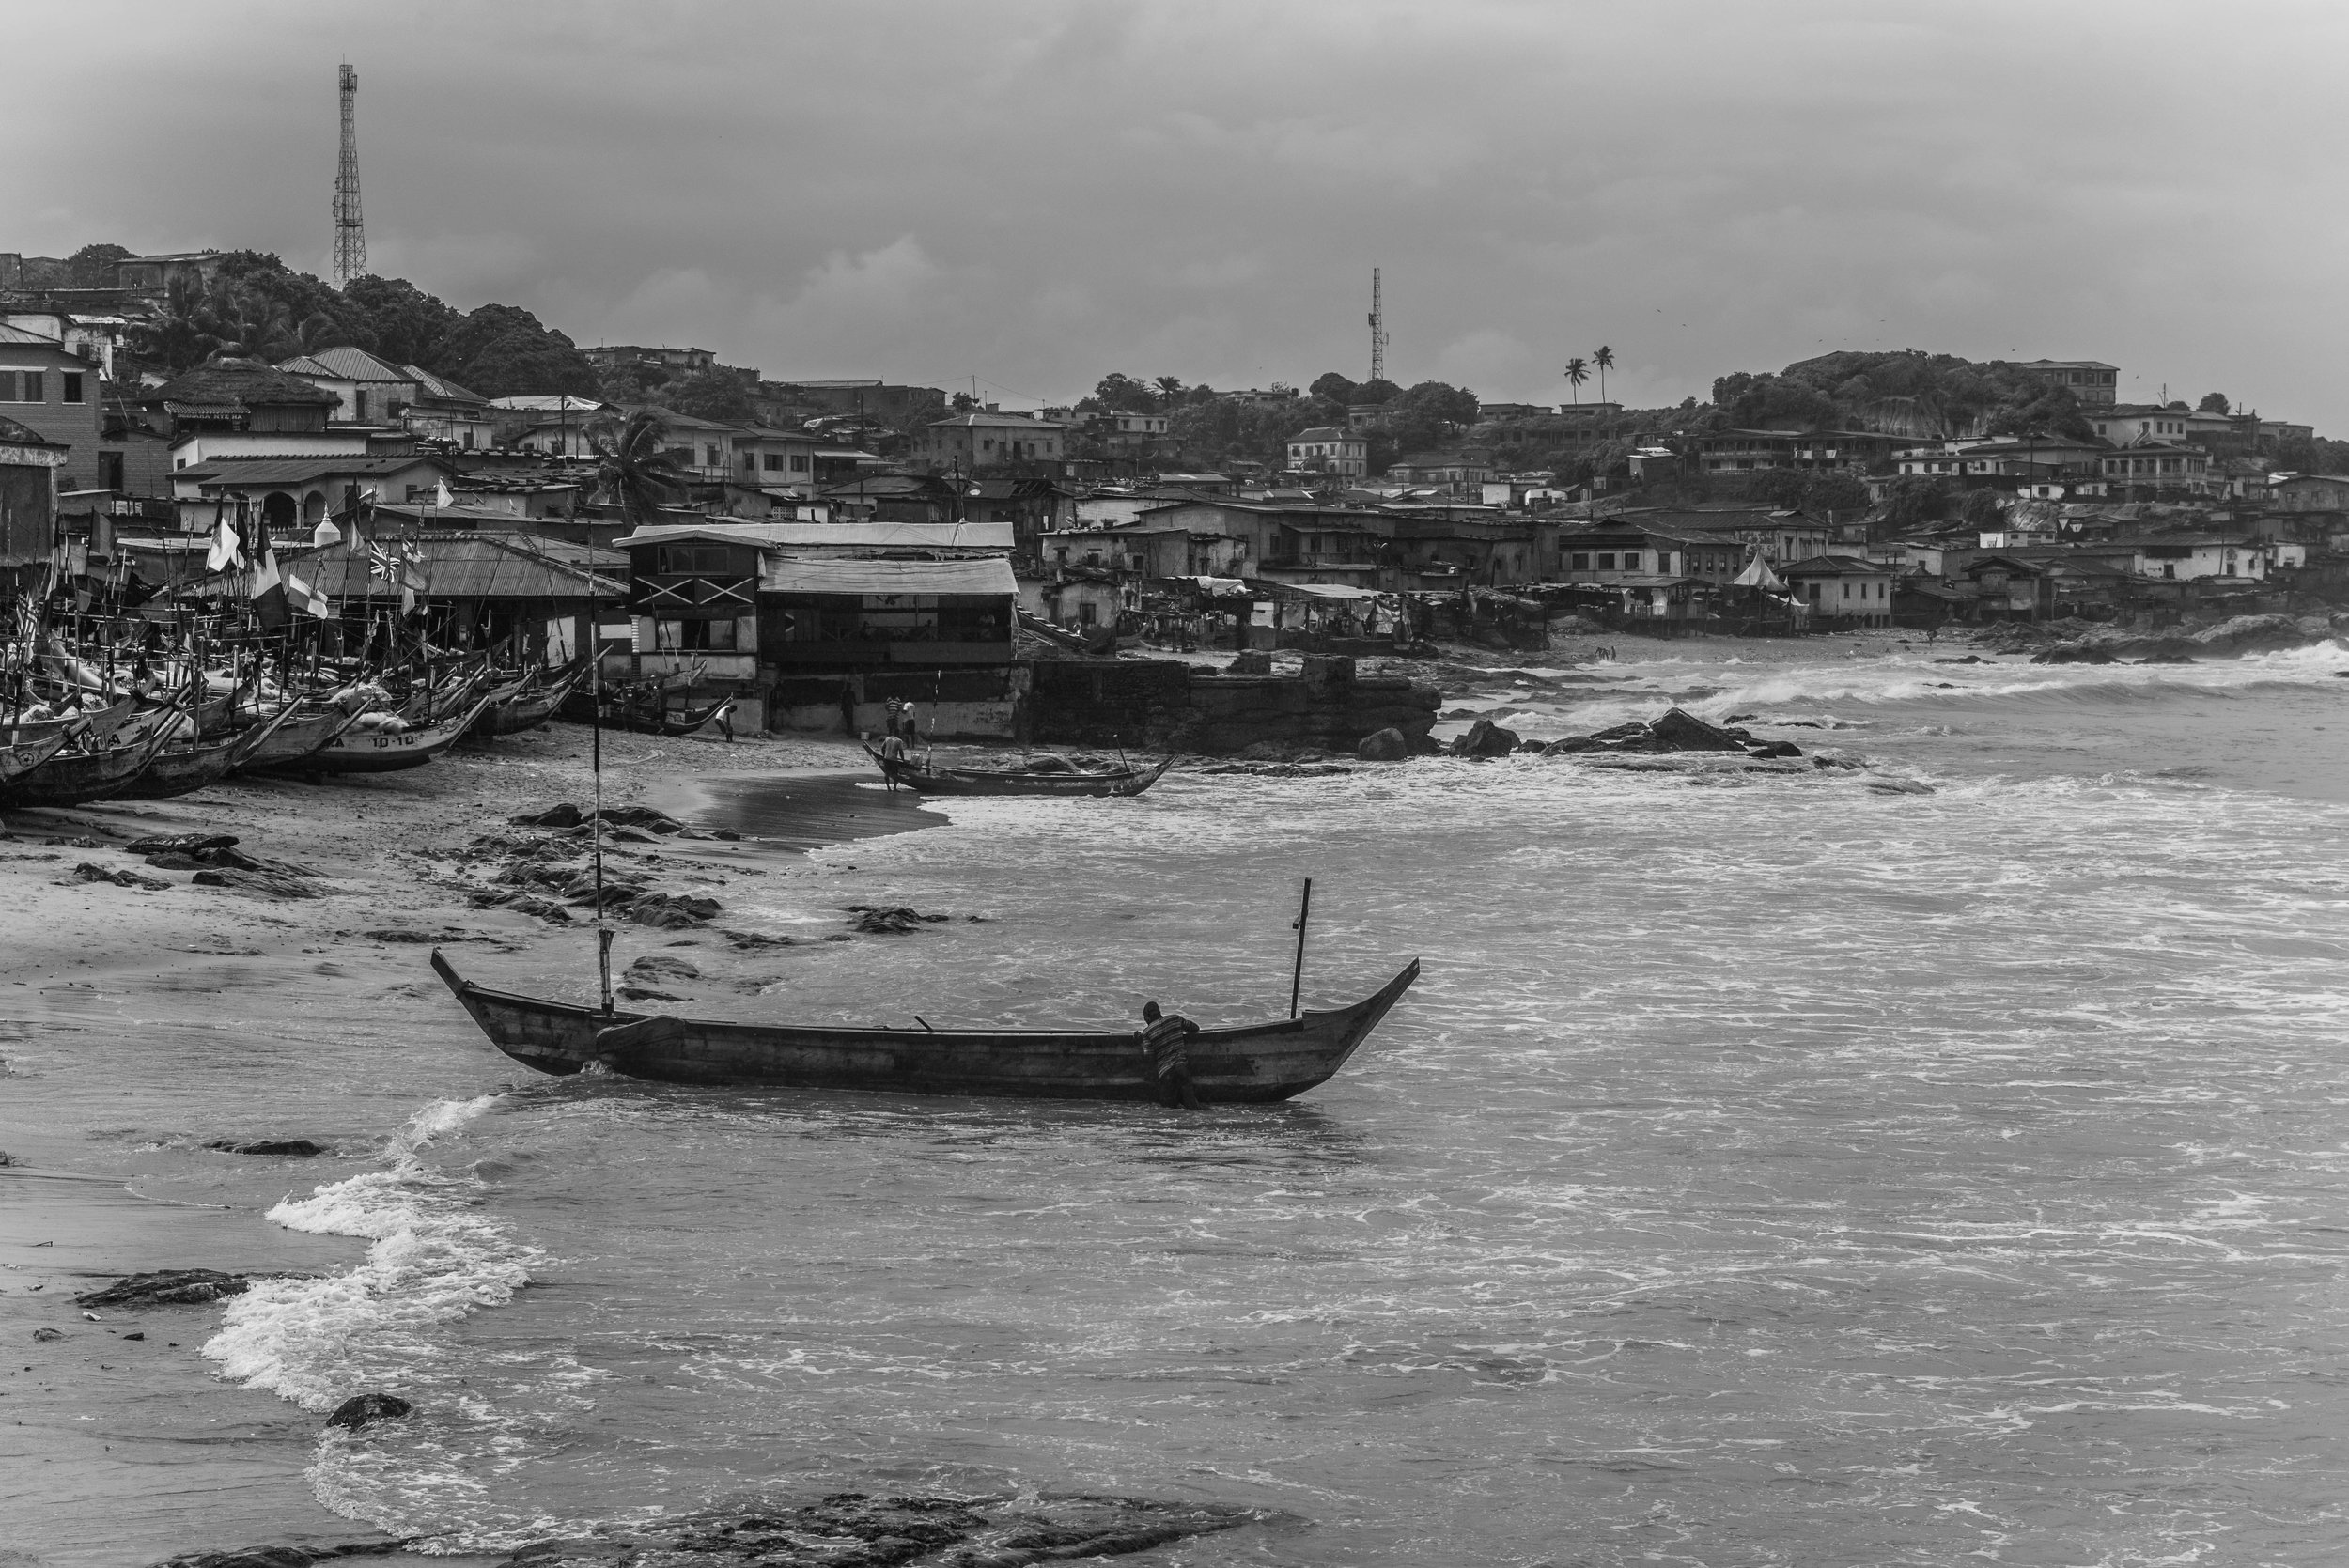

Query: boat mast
[[1289, 877, 1314, 1017], [590, 556, 612, 1012]]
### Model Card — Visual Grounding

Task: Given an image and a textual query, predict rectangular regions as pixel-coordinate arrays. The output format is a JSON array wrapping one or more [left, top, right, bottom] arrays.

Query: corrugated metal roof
[[296, 345, 411, 382], [400, 365, 487, 406], [178, 456, 453, 486], [625, 521, 1013, 553], [184, 530, 623, 600], [760, 556, 1018, 598]]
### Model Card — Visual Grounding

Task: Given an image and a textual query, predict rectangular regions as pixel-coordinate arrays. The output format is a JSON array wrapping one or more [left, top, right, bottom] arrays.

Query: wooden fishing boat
[[0, 730, 68, 784], [262, 693, 496, 775], [1, 692, 139, 748], [558, 690, 730, 737], [233, 700, 373, 771], [468, 663, 586, 739], [429, 949, 1419, 1103], [0, 715, 183, 809], [863, 744, 1174, 798], [115, 703, 305, 801]]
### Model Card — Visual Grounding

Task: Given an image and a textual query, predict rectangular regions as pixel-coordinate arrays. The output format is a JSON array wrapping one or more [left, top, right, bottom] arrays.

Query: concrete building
[[2012, 360, 2120, 406], [0, 323, 103, 491], [1286, 427, 1369, 478], [1781, 555, 1896, 625], [915, 411, 1067, 473]]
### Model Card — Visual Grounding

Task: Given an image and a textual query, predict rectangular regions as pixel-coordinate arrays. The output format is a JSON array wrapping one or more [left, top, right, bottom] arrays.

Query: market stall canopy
[[1732, 554, 1785, 590]]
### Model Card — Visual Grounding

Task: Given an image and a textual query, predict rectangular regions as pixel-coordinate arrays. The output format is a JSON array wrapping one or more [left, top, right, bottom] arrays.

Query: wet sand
[[0, 721, 894, 1568]]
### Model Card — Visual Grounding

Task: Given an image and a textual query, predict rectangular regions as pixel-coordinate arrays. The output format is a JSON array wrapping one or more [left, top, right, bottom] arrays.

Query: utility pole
[[1367, 268, 1389, 384], [333, 63, 366, 289]]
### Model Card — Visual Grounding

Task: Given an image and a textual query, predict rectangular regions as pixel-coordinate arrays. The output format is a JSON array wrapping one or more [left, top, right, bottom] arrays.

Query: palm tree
[[1563, 357, 1590, 406], [1593, 345, 1614, 408], [591, 410, 689, 526]]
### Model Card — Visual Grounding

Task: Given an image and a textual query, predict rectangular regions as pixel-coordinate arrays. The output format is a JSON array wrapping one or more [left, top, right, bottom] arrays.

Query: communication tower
[[333, 63, 366, 288], [1367, 268, 1389, 383]]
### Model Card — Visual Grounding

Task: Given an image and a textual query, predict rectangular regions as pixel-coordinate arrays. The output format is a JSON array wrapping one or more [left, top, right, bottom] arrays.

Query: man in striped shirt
[[1140, 1001, 1203, 1110]]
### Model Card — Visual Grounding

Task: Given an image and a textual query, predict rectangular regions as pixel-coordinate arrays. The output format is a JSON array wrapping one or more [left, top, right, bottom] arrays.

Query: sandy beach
[[0, 719, 903, 1568]]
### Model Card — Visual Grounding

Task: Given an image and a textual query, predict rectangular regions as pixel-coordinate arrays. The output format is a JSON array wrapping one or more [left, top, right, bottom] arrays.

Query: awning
[[1732, 555, 1784, 590]]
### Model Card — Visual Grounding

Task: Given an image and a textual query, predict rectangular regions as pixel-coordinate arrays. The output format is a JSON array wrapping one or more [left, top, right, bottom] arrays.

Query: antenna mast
[[333, 64, 366, 289], [1367, 267, 1389, 383]]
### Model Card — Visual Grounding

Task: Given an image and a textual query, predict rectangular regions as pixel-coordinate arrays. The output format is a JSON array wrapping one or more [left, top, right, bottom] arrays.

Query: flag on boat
[[284, 567, 334, 621], [367, 541, 399, 581], [205, 514, 241, 572], [251, 548, 289, 631]]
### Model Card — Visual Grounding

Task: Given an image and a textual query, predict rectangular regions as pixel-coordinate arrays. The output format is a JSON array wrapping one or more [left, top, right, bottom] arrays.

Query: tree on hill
[[1563, 357, 1589, 405], [1959, 488, 2006, 528], [341, 275, 461, 368], [1880, 474, 1952, 532], [429, 303, 599, 399], [1351, 378, 1399, 406], [668, 367, 756, 425], [1308, 371, 1357, 404], [66, 243, 132, 287], [2198, 392, 2231, 415]]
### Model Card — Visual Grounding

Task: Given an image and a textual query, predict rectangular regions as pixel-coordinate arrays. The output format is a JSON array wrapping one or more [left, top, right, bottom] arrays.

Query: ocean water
[[11, 641, 2349, 1565]]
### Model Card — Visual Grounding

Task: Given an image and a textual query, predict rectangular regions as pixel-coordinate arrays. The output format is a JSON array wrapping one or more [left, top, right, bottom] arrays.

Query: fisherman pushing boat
[[1140, 1000, 1203, 1109]]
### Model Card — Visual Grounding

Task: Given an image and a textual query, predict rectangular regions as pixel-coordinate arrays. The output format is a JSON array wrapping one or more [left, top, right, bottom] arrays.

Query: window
[[1842, 582, 1851, 599], [763, 453, 784, 471], [100, 451, 124, 491], [704, 444, 720, 467], [62, 373, 84, 404], [1596, 553, 1615, 569], [1079, 600, 1097, 626], [353, 390, 368, 421], [1570, 552, 1590, 570], [20, 372, 40, 402], [657, 617, 738, 650], [0, 372, 14, 401]]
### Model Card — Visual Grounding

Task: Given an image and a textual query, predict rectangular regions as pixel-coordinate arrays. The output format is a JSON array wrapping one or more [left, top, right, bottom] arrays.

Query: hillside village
[[6, 242, 2348, 740]]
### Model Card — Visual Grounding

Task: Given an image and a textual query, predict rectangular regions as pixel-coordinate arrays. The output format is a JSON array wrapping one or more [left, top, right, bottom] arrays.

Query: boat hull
[[557, 691, 728, 737], [431, 950, 1418, 1103], [262, 695, 494, 774], [866, 746, 1174, 798], [0, 732, 67, 784]]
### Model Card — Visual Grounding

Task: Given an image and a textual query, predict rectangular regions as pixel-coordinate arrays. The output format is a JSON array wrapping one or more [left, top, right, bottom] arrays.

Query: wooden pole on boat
[[1289, 877, 1313, 1018], [590, 559, 613, 1014]]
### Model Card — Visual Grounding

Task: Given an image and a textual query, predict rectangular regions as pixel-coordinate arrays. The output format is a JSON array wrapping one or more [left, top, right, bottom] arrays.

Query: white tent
[[1732, 553, 1784, 591]]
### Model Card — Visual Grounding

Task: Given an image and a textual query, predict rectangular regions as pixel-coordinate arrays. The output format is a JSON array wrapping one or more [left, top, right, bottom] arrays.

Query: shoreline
[[0, 722, 908, 1568]]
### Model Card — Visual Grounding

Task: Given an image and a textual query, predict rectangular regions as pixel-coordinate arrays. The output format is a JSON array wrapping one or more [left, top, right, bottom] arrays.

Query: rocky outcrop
[[2019, 613, 2343, 664], [326, 1393, 413, 1431], [1449, 719, 1520, 757], [1541, 707, 1788, 758], [1356, 726, 1409, 761], [206, 1139, 330, 1157], [511, 1491, 1253, 1567], [75, 1270, 250, 1309], [149, 1545, 408, 1568]]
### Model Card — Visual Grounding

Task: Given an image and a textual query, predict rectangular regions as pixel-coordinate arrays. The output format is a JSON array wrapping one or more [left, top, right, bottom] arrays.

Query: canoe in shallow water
[[863, 744, 1174, 798], [430, 949, 1419, 1103]]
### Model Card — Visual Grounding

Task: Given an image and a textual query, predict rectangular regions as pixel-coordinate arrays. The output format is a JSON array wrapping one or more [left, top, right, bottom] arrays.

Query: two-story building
[[2011, 359, 2119, 405], [0, 322, 103, 491], [1286, 427, 1368, 477], [277, 345, 417, 426], [915, 411, 1067, 473], [2098, 442, 2209, 493], [136, 351, 351, 472], [2129, 536, 2268, 582], [1780, 555, 1896, 626]]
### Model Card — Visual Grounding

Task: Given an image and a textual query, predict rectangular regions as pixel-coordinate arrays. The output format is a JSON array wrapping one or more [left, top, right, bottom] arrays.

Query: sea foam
[[203, 1094, 540, 1412]]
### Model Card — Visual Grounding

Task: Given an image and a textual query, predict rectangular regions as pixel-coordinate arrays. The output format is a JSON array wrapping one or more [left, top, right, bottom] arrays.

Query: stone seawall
[[1027, 656, 1439, 754]]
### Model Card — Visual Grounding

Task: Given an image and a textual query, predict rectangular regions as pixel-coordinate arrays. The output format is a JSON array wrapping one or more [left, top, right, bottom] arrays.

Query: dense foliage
[[1704, 349, 2096, 441]]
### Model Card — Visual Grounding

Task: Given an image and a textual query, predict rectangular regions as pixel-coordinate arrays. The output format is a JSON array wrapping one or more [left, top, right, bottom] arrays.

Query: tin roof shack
[[1781, 554, 1895, 627], [0, 414, 66, 595], [1375, 508, 1549, 587], [0, 324, 103, 492], [2128, 536, 2269, 582], [1597, 505, 1830, 565], [619, 525, 1022, 738], [1960, 554, 2058, 621], [174, 453, 463, 536], [182, 528, 623, 666], [138, 351, 362, 472]]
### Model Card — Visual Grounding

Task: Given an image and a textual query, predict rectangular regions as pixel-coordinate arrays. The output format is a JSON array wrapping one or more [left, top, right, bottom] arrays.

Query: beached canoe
[[232, 702, 371, 771], [0, 730, 68, 784], [1, 692, 139, 749], [557, 691, 730, 737], [863, 744, 1174, 798], [430, 949, 1419, 1103], [469, 663, 586, 738], [260, 693, 496, 775], [116, 702, 306, 801], [0, 716, 183, 809]]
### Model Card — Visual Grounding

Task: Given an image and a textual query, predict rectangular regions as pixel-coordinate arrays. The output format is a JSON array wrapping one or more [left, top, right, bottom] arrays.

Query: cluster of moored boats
[[0, 643, 609, 810]]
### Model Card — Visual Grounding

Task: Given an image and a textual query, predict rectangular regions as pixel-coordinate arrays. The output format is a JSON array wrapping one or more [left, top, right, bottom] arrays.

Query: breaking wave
[[202, 1094, 537, 1412]]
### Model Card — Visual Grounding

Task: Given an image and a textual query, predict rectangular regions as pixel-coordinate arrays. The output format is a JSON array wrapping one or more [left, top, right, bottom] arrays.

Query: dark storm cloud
[[8, 1, 2342, 426]]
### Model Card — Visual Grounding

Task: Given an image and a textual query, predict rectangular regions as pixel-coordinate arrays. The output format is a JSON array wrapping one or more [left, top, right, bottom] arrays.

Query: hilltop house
[[1286, 427, 1368, 478]]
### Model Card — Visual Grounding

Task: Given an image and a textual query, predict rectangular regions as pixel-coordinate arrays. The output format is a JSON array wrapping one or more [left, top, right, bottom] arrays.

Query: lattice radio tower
[[1367, 267, 1390, 383], [333, 63, 366, 288]]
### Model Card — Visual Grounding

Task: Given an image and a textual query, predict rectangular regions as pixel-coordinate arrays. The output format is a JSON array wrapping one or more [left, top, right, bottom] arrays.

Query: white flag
[[434, 478, 454, 508], [206, 515, 239, 572]]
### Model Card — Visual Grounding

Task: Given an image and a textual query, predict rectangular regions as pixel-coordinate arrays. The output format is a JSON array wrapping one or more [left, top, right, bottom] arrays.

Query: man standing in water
[[1140, 1001, 1203, 1110]]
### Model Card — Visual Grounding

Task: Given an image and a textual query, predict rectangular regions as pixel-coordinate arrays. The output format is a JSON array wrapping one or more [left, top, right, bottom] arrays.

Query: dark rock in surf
[[625, 955, 700, 983], [147, 1544, 410, 1568], [1746, 740, 1804, 759], [481, 1490, 1260, 1567], [1645, 707, 1752, 752], [1450, 718, 1520, 757], [326, 1392, 413, 1431], [75, 1269, 250, 1309], [1355, 726, 1409, 761], [2030, 646, 2116, 664], [207, 1139, 330, 1158], [847, 906, 952, 936]]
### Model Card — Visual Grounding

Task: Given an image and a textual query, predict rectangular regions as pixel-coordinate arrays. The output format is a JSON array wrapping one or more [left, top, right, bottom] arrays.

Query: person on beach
[[1139, 1001, 1203, 1110], [900, 700, 921, 747], [712, 694, 736, 743], [879, 729, 908, 787]]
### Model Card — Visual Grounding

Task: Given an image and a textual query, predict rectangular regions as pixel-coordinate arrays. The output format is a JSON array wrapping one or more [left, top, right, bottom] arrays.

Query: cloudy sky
[[8, 2, 2342, 427]]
